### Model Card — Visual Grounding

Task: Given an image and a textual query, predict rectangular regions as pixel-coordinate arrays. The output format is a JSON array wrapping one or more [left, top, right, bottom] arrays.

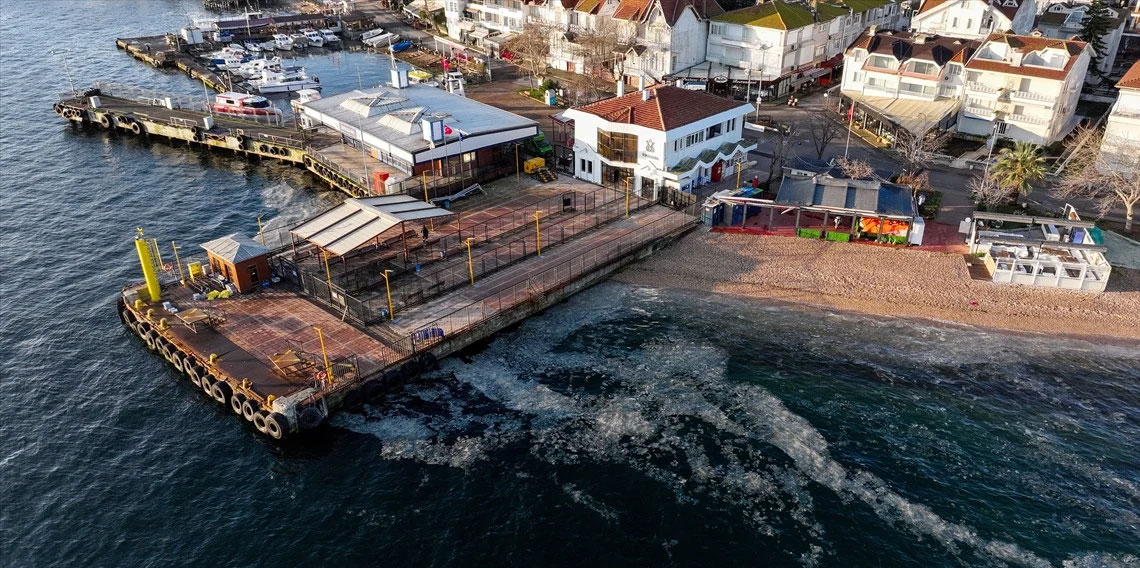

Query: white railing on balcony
[[967, 82, 999, 94], [1010, 90, 1054, 105], [964, 105, 996, 119], [1009, 113, 1048, 125]]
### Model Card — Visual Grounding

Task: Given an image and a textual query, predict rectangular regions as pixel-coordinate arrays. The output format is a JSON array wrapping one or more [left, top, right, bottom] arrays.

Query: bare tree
[[894, 125, 945, 176], [968, 172, 1013, 210], [504, 22, 552, 87], [575, 18, 622, 100], [835, 157, 875, 179], [766, 124, 797, 186], [1054, 125, 1140, 231], [806, 115, 842, 160]]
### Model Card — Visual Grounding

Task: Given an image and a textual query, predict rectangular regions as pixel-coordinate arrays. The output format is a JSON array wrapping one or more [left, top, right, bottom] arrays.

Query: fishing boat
[[210, 92, 282, 117], [272, 34, 294, 50], [390, 40, 413, 52], [251, 68, 321, 93], [303, 29, 324, 47], [290, 33, 309, 48]]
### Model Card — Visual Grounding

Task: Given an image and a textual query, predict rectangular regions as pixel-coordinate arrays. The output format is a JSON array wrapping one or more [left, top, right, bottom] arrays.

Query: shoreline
[[614, 232, 1140, 345]]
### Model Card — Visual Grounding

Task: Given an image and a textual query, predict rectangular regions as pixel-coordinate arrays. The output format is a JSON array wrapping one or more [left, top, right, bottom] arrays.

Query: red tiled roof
[[965, 33, 1088, 80], [846, 30, 979, 67], [917, 0, 952, 14], [1118, 59, 1140, 90], [614, 0, 654, 20], [572, 85, 748, 131]]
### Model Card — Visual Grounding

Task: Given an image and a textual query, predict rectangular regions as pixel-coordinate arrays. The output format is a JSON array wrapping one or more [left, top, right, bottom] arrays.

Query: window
[[1018, 77, 1032, 92], [966, 70, 981, 83], [1012, 104, 1026, 115], [867, 55, 894, 69], [597, 129, 638, 162], [900, 82, 935, 95], [852, 71, 865, 82], [673, 139, 680, 151], [866, 75, 888, 87], [579, 158, 593, 174], [946, 64, 961, 76], [247, 264, 260, 286], [952, 17, 958, 27], [966, 19, 972, 29], [706, 123, 722, 139], [711, 23, 724, 35], [910, 61, 936, 75], [685, 130, 705, 146]]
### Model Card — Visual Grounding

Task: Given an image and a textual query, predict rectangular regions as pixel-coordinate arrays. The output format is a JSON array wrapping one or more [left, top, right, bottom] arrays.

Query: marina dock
[[117, 182, 695, 439]]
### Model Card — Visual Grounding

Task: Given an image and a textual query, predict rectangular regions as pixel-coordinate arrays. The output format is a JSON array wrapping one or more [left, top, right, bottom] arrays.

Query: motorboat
[[290, 33, 309, 48], [258, 39, 277, 51], [273, 34, 294, 50], [303, 29, 324, 47], [390, 40, 413, 52], [363, 31, 398, 47], [210, 92, 282, 118], [290, 88, 322, 118], [407, 69, 434, 83], [319, 29, 340, 45], [361, 28, 387, 42], [244, 41, 262, 53], [236, 56, 283, 79], [251, 68, 321, 93]]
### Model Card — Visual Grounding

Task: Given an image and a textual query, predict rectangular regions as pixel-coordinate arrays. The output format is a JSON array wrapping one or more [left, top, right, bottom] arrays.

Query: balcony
[[967, 81, 999, 95], [1008, 113, 1048, 126], [1010, 90, 1055, 107], [963, 105, 996, 119]]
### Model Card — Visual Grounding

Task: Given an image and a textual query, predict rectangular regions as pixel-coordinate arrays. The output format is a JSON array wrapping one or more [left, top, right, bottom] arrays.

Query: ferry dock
[[117, 182, 696, 439]]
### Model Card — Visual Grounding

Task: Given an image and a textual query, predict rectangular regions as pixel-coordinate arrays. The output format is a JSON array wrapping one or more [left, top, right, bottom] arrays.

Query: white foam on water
[[561, 483, 620, 523]]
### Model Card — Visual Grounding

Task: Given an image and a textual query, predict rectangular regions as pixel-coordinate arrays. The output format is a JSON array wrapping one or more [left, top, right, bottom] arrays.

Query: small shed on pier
[[201, 234, 271, 293]]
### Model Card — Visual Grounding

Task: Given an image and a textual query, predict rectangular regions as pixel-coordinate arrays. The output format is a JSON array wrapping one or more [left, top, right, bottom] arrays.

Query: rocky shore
[[616, 232, 1140, 343]]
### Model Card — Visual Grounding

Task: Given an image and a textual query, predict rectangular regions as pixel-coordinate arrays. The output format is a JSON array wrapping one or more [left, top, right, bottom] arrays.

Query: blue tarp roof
[[776, 174, 916, 217]]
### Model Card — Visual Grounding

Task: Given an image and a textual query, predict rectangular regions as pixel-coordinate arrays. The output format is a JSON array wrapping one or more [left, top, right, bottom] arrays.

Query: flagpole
[[844, 101, 854, 159]]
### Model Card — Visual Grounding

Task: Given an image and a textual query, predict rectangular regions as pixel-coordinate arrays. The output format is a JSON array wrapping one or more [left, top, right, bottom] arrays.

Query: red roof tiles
[[572, 85, 748, 131], [1117, 59, 1140, 90], [965, 32, 1088, 81]]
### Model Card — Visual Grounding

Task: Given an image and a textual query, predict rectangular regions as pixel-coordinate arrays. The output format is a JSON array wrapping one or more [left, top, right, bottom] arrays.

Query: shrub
[[797, 228, 822, 239], [825, 231, 850, 242]]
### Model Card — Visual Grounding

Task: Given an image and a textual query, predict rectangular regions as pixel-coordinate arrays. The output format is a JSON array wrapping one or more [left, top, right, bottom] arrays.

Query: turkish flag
[[443, 125, 453, 135], [442, 58, 450, 71]]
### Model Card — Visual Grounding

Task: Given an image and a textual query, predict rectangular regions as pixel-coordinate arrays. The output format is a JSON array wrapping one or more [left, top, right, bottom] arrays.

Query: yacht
[[303, 29, 325, 47], [251, 68, 321, 93], [236, 56, 283, 79], [244, 41, 262, 53], [272, 34, 294, 50], [258, 39, 277, 51], [210, 92, 282, 118], [289, 33, 309, 48], [319, 29, 340, 46]]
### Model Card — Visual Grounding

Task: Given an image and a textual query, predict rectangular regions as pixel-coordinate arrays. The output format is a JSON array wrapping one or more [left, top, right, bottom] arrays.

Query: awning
[[485, 33, 515, 48], [470, 27, 490, 39], [790, 67, 830, 87], [292, 195, 454, 257], [403, 0, 445, 17]]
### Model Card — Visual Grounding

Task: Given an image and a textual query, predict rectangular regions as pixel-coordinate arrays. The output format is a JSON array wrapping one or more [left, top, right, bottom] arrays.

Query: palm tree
[[991, 141, 1045, 199]]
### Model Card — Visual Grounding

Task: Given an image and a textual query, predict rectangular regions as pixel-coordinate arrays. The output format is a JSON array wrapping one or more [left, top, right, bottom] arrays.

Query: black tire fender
[[242, 399, 258, 421], [297, 406, 324, 430], [252, 412, 268, 433], [200, 372, 216, 395], [187, 365, 204, 387], [264, 413, 288, 439], [230, 392, 247, 415], [363, 379, 385, 403], [211, 380, 232, 405]]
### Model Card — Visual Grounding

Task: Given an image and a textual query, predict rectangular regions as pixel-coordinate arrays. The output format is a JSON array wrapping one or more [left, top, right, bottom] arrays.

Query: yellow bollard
[[158, 318, 168, 330], [266, 394, 276, 408], [146, 308, 155, 320], [209, 353, 219, 365], [134, 299, 145, 311]]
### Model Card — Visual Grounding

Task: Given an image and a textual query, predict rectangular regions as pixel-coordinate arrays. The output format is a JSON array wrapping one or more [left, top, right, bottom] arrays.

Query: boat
[[258, 39, 277, 51], [407, 69, 434, 83], [210, 92, 282, 118], [250, 68, 321, 93], [244, 41, 262, 53], [273, 34, 294, 50], [319, 28, 341, 45], [361, 28, 387, 42], [290, 88, 322, 119], [290, 33, 309, 48], [303, 29, 324, 47], [390, 40, 413, 53], [363, 31, 398, 47], [236, 56, 283, 79]]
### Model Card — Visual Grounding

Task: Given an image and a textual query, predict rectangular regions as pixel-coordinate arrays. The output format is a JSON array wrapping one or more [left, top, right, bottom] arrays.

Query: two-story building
[[1036, 0, 1127, 78], [612, 0, 725, 86], [912, 0, 1038, 39], [958, 32, 1090, 145], [562, 85, 755, 195], [693, 0, 901, 100], [1101, 60, 1140, 172], [840, 30, 979, 142]]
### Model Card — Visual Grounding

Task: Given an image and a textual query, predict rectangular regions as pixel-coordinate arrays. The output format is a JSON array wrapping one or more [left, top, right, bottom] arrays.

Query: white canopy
[[292, 195, 453, 256]]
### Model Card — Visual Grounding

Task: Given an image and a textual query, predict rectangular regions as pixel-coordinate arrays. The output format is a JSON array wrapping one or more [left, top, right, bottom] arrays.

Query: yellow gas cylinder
[[135, 229, 161, 302]]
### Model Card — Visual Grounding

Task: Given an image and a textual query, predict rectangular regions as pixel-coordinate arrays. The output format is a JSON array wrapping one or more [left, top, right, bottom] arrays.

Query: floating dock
[[116, 183, 695, 439]]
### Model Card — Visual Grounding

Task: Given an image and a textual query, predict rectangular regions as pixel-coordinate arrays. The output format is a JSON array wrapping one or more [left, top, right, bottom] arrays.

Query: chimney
[[617, 77, 625, 97], [642, 89, 651, 101], [637, 74, 646, 91]]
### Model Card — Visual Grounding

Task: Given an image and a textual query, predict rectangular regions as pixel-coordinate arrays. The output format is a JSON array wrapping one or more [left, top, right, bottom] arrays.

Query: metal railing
[[966, 82, 998, 95]]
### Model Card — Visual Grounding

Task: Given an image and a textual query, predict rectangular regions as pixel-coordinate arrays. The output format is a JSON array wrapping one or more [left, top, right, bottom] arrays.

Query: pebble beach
[[616, 232, 1140, 342]]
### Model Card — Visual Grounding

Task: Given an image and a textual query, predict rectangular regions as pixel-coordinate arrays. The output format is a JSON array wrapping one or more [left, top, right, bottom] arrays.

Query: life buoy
[[130, 121, 143, 136], [99, 114, 111, 129], [252, 412, 269, 433], [242, 399, 259, 421], [297, 406, 324, 430], [264, 413, 288, 439], [230, 392, 247, 415], [211, 381, 232, 405]]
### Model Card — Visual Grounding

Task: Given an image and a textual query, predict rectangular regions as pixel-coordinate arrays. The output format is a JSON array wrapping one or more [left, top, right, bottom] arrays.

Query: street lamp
[[465, 237, 475, 285], [533, 210, 542, 257], [381, 269, 394, 321]]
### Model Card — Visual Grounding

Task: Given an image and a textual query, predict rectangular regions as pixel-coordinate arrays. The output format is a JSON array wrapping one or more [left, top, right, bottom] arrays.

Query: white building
[[912, 0, 1038, 39], [562, 85, 756, 195], [612, 0, 726, 85], [1035, 0, 1127, 78], [695, 0, 902, 100], [444, 0, 529, 43], [1102, 60, 1140, 172], [841, 31, 979, 140], [958, 32, 1090, 145]]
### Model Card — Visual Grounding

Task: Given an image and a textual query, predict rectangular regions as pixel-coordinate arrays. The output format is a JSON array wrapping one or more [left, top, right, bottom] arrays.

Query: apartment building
[[695, 0, 902, 100], [912, 0, 1038, 39], [611, 0, 726, 85], [1101, 60, 1140, 172], [562, 85, 755, 195], [958, 32, 1091, 145], [1036, 0, 1127, 77], [840, 31, 978, 141]]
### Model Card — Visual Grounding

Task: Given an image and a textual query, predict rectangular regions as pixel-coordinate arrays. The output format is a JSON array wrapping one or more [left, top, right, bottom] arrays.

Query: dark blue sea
[[2, 2, 1139, 566]]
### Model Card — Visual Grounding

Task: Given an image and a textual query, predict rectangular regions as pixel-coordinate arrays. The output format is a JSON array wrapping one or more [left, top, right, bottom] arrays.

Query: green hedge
[[797, 228, 822, 239], [825, 231, 850, 242]]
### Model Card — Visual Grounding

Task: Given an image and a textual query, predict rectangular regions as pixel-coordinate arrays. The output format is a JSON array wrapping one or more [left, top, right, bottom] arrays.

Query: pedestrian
[[752, 176, 759, 189], [422, 225, 429, 242]]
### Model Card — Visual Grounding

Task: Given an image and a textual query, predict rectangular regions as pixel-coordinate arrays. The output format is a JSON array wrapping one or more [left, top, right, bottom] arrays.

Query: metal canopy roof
[[200, 233, 270, 263], [292, 195, 454, 257]]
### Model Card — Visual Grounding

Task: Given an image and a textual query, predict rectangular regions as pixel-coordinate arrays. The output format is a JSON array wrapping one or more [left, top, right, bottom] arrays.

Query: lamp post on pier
[[382, 269, 394, 321]]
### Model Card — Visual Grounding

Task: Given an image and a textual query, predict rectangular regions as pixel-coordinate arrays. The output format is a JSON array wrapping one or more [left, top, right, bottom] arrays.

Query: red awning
[[820, 54, 844, 69]]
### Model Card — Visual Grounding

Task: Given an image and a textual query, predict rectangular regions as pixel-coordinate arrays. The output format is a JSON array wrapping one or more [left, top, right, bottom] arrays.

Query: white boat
[[303, 29, 324, 47], [258, 39, 277, 51], [210, 92, 282, 118], [363, 31, 398, 47], [290, 88, 322, 116], [244, 41, 262, 53], [272, 34, 294, 51], [319, 28, 340, 44], [251, 68, 321, 93], [237, 56, 283, 79], [290, 33, 309, 48]]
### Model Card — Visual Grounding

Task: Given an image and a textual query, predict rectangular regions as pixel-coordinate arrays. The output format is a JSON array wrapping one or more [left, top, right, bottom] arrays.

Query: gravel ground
[[615, 232, 1140, 343]]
